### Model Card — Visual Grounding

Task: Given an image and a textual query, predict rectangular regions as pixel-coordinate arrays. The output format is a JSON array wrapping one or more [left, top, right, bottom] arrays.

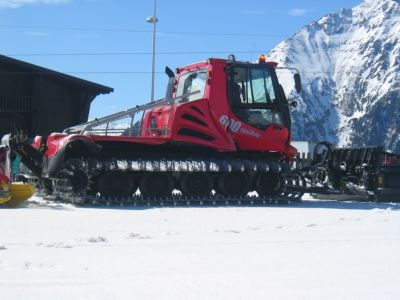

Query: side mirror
[[294, 73, 302, 94]]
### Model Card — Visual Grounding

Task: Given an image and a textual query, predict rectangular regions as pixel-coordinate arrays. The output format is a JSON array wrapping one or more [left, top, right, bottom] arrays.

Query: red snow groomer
[[8, 55, 400, 205]]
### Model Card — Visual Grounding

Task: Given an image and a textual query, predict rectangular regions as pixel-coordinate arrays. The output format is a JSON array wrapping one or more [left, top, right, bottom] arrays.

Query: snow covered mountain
[[269, 0, 400, 153]]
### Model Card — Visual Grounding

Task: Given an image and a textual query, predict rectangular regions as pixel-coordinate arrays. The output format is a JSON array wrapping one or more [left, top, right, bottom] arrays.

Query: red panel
[[44, 133, 168, 158], [171, 99, 236, 152]]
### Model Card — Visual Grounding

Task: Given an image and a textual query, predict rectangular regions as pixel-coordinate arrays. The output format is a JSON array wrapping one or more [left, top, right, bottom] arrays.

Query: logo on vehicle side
[[219, 115, 241, 132], [219, 115, 261, 138]]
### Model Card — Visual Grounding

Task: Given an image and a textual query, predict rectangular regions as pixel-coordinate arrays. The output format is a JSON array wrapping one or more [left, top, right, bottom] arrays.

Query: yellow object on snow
[[0, 183, 11, 204], [0, 182, 35, 208]]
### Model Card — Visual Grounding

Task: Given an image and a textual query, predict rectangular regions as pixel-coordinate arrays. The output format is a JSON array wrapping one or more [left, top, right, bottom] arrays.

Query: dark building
[[0, 54, 113, 137]]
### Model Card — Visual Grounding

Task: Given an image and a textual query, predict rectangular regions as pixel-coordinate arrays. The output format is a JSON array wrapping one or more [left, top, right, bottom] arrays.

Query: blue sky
[[0, 0, 362, 119]]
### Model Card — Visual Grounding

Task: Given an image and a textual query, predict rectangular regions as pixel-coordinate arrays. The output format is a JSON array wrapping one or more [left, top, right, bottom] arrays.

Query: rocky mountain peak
[[269, 0, 400, 152]]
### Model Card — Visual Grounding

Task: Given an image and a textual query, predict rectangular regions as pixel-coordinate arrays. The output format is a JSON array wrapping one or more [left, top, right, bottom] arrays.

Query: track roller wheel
[[97, 171, 137, 197], [217, 172, 250, 196], [256, 172, 281, 195], [139, 173, 174, 197], [180, 173, 213, 196]]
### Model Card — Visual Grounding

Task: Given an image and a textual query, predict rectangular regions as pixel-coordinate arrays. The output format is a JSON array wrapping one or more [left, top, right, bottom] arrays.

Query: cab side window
[[176, 70, 207, 102]]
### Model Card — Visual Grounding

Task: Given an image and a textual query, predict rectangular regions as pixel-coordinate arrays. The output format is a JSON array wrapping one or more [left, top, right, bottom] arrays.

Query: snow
[[1, 196, 400, 299]]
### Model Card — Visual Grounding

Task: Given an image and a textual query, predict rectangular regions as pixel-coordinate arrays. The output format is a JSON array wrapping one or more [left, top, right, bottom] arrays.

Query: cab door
[[224, 64, 290, 153]]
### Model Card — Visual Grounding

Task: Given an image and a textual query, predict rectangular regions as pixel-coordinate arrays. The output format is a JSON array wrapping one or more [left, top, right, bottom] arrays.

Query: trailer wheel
[[256, 172, 281, 195], [97, 171, 137, 197], [217, 172, 250, 196], [139, 173, 174, 197], [180, 173, 213, 196]]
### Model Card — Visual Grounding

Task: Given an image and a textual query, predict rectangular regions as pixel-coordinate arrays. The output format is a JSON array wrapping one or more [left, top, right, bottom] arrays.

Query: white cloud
[[0, 0, 69, 8], [288, 8, 308, 17]]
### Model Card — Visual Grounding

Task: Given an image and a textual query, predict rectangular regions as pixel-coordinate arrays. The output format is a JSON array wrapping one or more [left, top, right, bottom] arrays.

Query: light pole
[[146, 0, 158, 102]]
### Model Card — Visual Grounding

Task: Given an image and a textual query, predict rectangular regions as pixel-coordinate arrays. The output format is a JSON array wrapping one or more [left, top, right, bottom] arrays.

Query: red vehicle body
[[16, 56, 301, 199], [36, 58, 296, 159]]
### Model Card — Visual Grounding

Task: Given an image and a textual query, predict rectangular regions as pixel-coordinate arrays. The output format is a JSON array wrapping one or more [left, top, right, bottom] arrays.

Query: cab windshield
[[229, 65, 284, 130]]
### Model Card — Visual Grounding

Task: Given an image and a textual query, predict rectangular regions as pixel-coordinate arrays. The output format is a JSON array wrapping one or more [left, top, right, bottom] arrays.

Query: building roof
[[0, 54, 114, 95]]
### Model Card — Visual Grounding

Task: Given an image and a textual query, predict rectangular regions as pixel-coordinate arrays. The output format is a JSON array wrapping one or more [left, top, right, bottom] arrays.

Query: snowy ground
[[1, 196, 400, 300]]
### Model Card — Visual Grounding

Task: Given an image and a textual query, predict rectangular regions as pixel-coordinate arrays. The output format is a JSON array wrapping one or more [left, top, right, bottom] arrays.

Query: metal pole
[[146, 0, 158, 102]]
